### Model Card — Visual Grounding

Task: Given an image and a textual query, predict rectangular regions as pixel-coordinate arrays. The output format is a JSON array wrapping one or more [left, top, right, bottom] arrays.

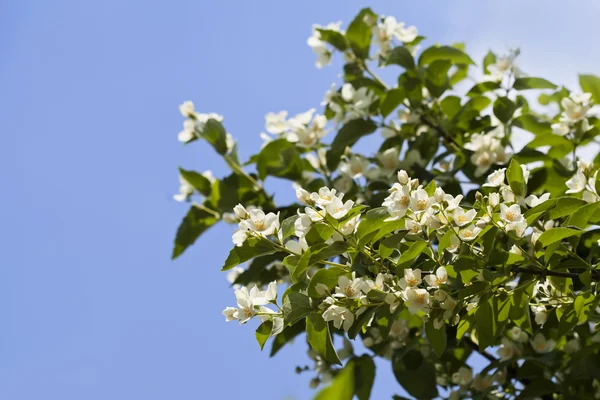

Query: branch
[[462, 337, 497, 363], [512, 266, 600, 280]]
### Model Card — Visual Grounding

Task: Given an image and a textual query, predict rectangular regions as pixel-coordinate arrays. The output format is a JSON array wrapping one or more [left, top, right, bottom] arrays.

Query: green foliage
[[173, 7, 600, 400]]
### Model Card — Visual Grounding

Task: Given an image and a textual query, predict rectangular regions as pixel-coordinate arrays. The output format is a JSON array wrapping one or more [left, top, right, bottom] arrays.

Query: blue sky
[[2, 1, 600, 399]]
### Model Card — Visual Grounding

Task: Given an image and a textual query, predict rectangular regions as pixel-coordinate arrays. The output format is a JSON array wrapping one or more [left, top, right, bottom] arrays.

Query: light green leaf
[[538, 227, 584, 247], [475, 296, 496, 350], [506, 158, 526, 197], [483, 50, 496, 74], [314, 358, 354, 400], [579, 74, 600, 103], [396, 241, 428, 274], [255, 320, 273, 350], [466, 81, 500, 97], [306, 312, 341, 365], [418, 45, 475, 66], [281, 215, 299, 240], [565, 202, 600, 229], [513, 77, 557, 90], [493, 96, 517, 123], [257, 138, 304, 181], [178, 168, 212, 197]]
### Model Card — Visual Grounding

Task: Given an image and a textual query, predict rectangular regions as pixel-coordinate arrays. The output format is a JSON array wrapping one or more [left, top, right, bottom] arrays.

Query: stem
[[224, 154, 274, 207], [359, 61, 390, 90]]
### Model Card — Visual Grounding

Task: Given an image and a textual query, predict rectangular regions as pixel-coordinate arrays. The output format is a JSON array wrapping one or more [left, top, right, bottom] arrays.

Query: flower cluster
[[262, 108, 329, 148], [464, 126, 511, 176], [306, 21, 343, 68], [231, 205, 280, 247], [222, 281, 283, 335], [371, 15, 418, 57]]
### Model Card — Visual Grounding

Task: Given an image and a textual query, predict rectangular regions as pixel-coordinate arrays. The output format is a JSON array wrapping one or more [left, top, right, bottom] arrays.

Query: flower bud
[[309, 378, 320, 389], [433, 317, 445, 330], [410, 178, 420, 189], [475, 191, 483, 202], [179, 101, 195, 118], [434, 290, 447, 302], [397, 169, 409, 185], [233, 204, 248, 219], [222, 212, 237, 224], [296, 188, 312, 204], [434, 187, 445, 203], [489, 192, 500, 207]]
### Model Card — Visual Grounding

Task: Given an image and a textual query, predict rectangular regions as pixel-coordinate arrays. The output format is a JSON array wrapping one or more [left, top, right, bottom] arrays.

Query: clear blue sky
[[2, 1, 600, 399]]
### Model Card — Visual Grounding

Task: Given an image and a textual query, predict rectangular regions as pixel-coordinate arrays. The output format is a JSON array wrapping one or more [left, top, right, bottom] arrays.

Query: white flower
[[561, 96, 591, 122], [310, 187, 340, 207], [566, 169, 587, 193], [446, 234, 460, 253], [488, 192, 500, 207], [265, 111, 289, 134], [307, 23, 341, 69], [340, 155, 370, 179], [506, 220, 527, 237], [285, 237, 308, 254], [497, 337, 519, 361], [294, 187, 311, 204], [339, 215, 360, 235], [173, 175, 194, 202], [509, 326, 528, 343], [399, 268, 422, 289], [326, 197, 354, 219], [452, 367, 473, 386], [179, 101, 195, 117], [564, 338, 581, 354], [377, 147, 400, 171], [239, 209, 280, 237], [232, 230, 248, 247], [231, 285, 269, 323], [222, 307, 238, 321], [264, 281, 278, 303], [525, 193, 550, 208], [334, 274, 365, 299], [410, 188, 434, 213], [459, 225, 482, 241], [444, 193, 464, 211], [531, 333, 556, 353], [383, 184, 411, 219], [452, 207, 477, 227], [402, 287, 430, 314], [424, 267, 448, 288], [397, 170, 409, 185], [500, 203, 524, 223], [483, 168, 506, 187], [531, 305, 549, 326], [322, 305, 354, 331], [305, 207, 327, 222], [294, 212, 312, 237], [552, 122, 570, 136], [178, 119, 197, 143]]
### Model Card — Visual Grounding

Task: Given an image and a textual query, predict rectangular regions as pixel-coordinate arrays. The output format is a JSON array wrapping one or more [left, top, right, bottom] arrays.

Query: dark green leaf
[[199, 119, 229, 155], [283, 291, 313, 326], [353, 355, 375, 400], [326, 119, 378, 170], [466, 81, 501, 97], [396, 241, 428, 273], [221, 237, 277, 271], [314, 358, 354, 400], [475, 296, 496, 350], [345, 8, 375, 60], [172, 206, 219, 259], [270, 319, 306, 356], [425, 318, 447, 356], [386, 46, 415, 69], [579, 74, 600, 103], [392, 349, 438, 399], [306, 312, 341, 365], [317, 28, 348, 51], [257, 139, 304, 181], [493, 96, 517, 123], [178, 168, 212, 197], [308, 267, 347, 298], [506, 158, 526, 197], [380, 88, 406, 118]]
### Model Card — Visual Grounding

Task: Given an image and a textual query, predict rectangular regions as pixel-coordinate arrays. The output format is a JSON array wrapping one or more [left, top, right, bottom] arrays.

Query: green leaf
[[418, 45, 475, 66], [353, 355, 375, 400], [482, 50, 496, 74], [172, 206, 219, 259], [306, 312, 341, 365], [308, 267, 347, 298], [326, 119, 378, 170], [316, 28, 348, 51], [386, 46, 415, 69], [199, 119, 229, 155], [475, 296, 496, 350], [178, 168, 212, 197], [355, 207, 389, 242], [305, 223, 335, 245], [425, 60, 452, 98], [466, 81, 501, 97], [506, 158, 526, 197], [493, 96, 517, 123], [513, 113, 552, 135], [380, 88, 406, 118], [379, 232, 407, 259], [283, 291, 313, 326], [579, 74, 600, 103], [221, 237, 277, 271], [565, 202, 600, 229], [538, 227, 584, 247], [345, 8, 375, 60], [270, 319, 306, 356], [256, 139, 304, 181], [425, 318, 447, 356], [396, 241, 428, 273], [292, 242, 350, 282], [392, 349, 438, 399], [513, 77, 557, 90], [314, 358, 354, 400], [255, 320, 273, 350], [281, 215, 299, 240]]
